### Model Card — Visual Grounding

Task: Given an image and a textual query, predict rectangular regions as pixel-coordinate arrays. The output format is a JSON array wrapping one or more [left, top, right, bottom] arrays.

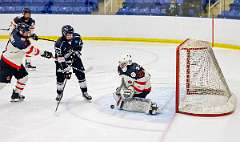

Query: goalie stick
[[110, 78, 127, 109]]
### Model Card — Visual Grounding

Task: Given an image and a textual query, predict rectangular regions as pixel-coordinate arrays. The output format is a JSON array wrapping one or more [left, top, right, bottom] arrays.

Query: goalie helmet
[[118, 54, 133, 69]]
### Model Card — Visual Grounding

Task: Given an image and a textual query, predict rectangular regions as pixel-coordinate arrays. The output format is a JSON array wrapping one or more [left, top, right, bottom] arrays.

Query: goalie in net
[[113, 54, 159, 115]]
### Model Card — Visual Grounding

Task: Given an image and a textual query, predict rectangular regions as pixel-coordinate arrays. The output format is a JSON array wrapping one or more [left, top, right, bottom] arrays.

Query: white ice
[[0, 40, 239, 142]]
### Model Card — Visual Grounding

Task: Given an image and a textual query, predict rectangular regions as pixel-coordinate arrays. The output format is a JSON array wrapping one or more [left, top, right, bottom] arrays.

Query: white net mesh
[[177, 39, 236, 116]]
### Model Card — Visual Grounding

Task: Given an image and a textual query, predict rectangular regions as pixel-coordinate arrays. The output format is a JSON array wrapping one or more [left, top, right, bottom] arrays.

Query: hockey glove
[[115, 87, 122, 96], [41, 51, 53, 59], [64, 72, 72, 80], [123, 86, 134, 99], [31, 33, 38, 41]]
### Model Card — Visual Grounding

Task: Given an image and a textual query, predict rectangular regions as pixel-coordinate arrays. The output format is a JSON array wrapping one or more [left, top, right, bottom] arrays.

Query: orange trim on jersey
[[133, 86, 151, 93], [34, 48, 40, 56], [1, 55, 21, 70], [17, 81, 26, 86], [135, 81, 146, 85], [143, 87, 151, 92], [16, 86, 24, 90], [133, 86, 143, 92], [26, 46, 34, 54]]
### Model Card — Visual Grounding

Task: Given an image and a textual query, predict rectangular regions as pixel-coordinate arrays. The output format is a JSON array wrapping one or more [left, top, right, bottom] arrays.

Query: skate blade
[[10, 99, 24, 102], [83, 97, 92, 102], [26, 68, 37, 71], [56, 98, 62, 102], [152, 109, 161, 115]]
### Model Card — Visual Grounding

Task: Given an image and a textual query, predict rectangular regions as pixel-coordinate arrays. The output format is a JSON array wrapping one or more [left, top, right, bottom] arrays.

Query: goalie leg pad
[[120, 97, 159, 115], [121, 97, 153, 113]]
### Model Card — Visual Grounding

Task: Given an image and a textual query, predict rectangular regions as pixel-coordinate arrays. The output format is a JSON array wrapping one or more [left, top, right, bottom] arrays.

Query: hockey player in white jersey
[[10, 8, 39, 70], [113, 54, 159, 115], [0, 23, 53, 102]]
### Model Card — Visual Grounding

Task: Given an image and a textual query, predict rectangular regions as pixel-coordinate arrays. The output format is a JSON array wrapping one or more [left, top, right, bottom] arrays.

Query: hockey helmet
[[22, 8, 31, 21], [22, 7, 31, 14], [62, 25, 74, 36], [118, 53, 133, 68]]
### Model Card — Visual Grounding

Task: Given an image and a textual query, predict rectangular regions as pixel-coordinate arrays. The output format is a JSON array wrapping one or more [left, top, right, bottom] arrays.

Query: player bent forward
[[0, 23, 53, 102], [113, 54, 159, 115]]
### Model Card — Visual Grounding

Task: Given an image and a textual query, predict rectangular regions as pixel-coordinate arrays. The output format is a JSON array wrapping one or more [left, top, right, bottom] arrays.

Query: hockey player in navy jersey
[[10, 8, 38, 70], [113, 54, 159, 115], [54, 25, 92, 101], [0, 23, 53, 102]]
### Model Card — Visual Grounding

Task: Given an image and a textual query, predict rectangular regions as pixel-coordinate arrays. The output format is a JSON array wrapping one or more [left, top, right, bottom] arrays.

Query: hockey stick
[[54, 57, 75, 112], [110, 78, 127, 109], [55, 79, 68, 112], [0, 28, 10, 31], [38, 37, 56, 42]]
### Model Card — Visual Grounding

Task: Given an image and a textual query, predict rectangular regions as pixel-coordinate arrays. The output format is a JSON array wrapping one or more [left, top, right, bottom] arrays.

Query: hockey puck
[[110, 105, 115, 109]]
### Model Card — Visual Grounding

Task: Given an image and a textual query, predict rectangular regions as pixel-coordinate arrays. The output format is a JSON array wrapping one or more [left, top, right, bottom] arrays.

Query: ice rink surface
[[0, 40, 239, 142]]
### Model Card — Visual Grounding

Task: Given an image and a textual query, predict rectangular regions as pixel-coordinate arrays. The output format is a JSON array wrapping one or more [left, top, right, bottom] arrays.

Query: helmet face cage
[[62, 25, 74, 37]]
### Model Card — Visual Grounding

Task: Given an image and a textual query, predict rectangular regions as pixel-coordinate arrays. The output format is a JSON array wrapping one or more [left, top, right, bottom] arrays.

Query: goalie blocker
[[113, 54, 159, 115]]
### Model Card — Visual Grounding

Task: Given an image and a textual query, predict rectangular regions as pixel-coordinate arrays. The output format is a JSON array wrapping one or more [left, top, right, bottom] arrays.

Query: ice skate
[[10, 90, 25, 102]]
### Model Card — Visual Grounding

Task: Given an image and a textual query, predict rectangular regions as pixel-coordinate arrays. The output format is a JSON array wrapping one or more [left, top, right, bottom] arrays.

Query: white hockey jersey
[[1, 30, 42, 70]]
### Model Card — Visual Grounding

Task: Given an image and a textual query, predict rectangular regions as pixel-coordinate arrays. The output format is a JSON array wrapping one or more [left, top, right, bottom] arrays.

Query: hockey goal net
[[176, 39, 236, 116]]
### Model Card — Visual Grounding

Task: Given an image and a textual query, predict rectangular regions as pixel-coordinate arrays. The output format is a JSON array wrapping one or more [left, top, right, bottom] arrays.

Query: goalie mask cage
[[176, 39, 236, 117]]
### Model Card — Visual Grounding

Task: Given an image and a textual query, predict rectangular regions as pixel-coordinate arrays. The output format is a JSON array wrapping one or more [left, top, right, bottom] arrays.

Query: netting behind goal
[[176, 39, 236, 117]]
